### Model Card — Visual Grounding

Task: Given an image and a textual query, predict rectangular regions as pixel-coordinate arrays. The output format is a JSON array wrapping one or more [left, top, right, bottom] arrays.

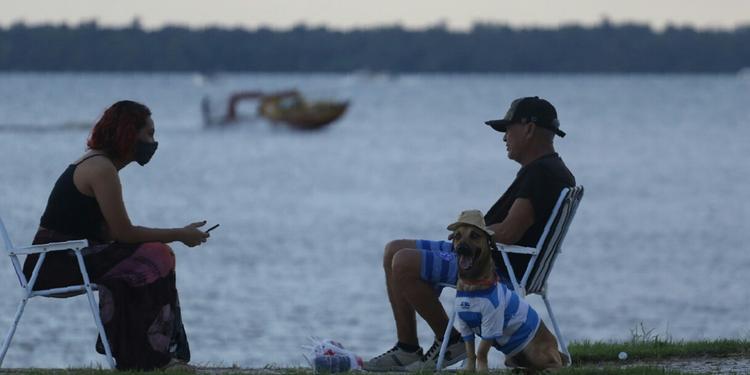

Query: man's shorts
[[416, 240, 458, 289], [416, 239, 512, 292]]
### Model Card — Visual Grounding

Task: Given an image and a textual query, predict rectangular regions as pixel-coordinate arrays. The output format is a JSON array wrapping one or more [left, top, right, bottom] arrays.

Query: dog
[[448, 210, 564, 373]]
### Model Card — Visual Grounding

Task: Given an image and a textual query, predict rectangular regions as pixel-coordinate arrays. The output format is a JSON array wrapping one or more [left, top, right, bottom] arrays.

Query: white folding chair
[[0, 216, 115, 369], [436, 186, 584, 370]]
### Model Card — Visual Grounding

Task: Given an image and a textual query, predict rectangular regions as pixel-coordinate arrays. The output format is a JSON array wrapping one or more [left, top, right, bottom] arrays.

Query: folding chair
[[436, 185, 584, 370], [0, 216, 115, 369]]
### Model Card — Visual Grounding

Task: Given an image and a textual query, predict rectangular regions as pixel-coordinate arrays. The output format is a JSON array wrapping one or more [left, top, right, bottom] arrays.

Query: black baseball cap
[[485, 96, 566, 137]]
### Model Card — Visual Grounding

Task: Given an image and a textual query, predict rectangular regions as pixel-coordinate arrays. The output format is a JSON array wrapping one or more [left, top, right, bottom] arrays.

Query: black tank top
[[39, 154, 107, 241]]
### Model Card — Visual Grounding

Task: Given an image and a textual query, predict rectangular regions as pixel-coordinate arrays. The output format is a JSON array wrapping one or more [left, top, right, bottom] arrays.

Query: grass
[[3, 325, 749, 375], [0, 368, 694, 375], [569, 323, 750, 364], [549, 368, 691, 375], [570, 338, 750, 363]]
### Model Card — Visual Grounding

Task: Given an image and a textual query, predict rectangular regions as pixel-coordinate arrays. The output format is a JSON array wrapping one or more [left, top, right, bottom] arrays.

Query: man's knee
[[383, 239, 416, 269], [391, 249, 421, 284]]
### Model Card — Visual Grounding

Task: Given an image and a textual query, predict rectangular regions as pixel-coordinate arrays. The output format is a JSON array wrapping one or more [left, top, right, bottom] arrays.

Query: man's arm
[[486, 198, 534, 244]]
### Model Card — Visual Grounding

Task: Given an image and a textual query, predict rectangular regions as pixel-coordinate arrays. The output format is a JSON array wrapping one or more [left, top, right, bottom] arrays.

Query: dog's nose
[[455, 242, 472, 256]]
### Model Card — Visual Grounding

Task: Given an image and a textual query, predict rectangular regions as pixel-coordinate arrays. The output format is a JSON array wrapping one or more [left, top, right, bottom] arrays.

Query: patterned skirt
[[22, 228, 190, 370]]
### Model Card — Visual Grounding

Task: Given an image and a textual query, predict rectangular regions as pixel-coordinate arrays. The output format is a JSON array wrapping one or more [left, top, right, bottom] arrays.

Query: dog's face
[[452, 224, 493, 280]]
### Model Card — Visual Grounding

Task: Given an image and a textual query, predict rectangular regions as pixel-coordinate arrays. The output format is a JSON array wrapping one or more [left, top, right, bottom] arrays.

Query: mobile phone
[[205, 224, 220, 233]]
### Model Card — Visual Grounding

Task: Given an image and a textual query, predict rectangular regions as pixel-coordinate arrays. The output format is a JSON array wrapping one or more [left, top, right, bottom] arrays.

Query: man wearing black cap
[[365, 97, 576, 371]]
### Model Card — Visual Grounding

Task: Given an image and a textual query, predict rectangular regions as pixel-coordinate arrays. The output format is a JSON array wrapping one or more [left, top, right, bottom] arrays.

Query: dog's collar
[[459, 274, 498, 288]]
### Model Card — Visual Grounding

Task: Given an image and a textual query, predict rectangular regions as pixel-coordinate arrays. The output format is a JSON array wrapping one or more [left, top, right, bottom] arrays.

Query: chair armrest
[[10, 239, 89, 255], [497, 244, 538, 255]]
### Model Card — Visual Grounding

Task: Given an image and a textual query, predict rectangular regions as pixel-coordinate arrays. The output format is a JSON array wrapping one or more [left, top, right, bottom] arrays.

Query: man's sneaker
[[364, 345, 424, 372], [404, 338, 466, 371]]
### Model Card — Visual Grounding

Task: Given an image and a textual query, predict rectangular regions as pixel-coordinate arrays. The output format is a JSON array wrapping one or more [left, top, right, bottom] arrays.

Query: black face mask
[[134, 140, 158, 166]]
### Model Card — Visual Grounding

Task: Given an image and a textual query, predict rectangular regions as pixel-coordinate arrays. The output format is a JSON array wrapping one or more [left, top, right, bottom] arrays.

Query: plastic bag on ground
[[303, 336, 364, 373]]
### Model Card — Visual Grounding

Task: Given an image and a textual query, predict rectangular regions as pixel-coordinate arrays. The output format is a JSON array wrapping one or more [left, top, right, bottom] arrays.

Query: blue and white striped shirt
[[455, 283, 540, 356]]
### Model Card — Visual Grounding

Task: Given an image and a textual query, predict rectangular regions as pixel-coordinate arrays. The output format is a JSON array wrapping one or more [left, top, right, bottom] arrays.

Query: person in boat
[[365, 97, 576, 371], [23, 100, 209, 370]]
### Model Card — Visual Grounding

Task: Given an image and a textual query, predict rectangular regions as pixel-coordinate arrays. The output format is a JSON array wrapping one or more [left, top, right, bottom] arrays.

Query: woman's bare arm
[[81, 158, 207, 246]]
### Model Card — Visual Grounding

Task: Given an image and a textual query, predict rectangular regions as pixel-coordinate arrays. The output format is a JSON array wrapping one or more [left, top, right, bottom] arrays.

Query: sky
[[2, 0, 750, 31]]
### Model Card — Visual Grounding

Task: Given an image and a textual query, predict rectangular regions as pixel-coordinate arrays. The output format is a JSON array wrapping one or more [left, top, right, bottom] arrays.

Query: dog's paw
[[477, 362, 489, 373], [462, 361, 476, 372]]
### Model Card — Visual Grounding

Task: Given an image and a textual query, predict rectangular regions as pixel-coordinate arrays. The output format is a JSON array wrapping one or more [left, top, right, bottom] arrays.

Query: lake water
[[0, 73, 749, 368]]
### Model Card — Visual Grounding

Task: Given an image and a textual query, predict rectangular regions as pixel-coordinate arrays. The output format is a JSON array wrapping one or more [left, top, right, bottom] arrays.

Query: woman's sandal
[[161, 358, 196, 372]]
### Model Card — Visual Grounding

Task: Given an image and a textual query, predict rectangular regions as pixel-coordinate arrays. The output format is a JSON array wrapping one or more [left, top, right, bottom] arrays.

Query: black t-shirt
[[40, 163, 105, 241], [485, 153, 575, 280]]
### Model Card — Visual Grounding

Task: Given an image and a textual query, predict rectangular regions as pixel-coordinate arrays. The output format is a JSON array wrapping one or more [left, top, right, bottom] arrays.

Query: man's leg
[[393, 241, 466, 370], [383, 240, 419, 345], [368, 240, 464, 371], [365, 240, 425, 371], [390, 248, 450, 339]]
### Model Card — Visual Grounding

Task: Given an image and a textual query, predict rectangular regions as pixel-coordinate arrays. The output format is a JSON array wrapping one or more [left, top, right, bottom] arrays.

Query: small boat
[[258, 92, 348, 130], [204, 90, 348, 130]]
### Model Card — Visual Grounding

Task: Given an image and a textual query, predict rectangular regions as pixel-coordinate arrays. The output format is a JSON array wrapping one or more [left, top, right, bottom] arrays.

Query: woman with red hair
[[23, 100, 208, 370]]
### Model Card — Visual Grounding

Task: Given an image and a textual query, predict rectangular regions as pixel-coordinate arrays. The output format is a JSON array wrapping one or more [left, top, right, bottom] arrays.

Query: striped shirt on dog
[[455, 282, 540, 357]]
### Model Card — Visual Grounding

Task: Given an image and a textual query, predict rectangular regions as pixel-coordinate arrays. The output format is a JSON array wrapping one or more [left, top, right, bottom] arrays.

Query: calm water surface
[[0, 73, 749, 368]]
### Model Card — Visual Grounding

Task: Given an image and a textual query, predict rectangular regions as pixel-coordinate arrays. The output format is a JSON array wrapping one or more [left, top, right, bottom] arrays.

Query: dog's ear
[[481, 233, 497, 259], [487, 235, 498, 252]]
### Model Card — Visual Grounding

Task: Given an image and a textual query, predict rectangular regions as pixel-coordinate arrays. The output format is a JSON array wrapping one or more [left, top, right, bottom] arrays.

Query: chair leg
[[542, 293, 571, 366], [436, 305, 456, 371], [0, 298, 29, 368], [84, 287, 116, 369], [499, 250, 524, 295], [74, 250, 116, 369]]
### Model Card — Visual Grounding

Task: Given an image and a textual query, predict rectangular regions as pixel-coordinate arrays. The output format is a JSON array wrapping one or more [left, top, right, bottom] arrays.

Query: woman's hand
[[180, 221, 210, 247]]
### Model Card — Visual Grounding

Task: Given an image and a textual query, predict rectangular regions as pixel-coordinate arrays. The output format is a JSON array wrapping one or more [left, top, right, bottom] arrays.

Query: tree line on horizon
[[1, 20, 749, 73]]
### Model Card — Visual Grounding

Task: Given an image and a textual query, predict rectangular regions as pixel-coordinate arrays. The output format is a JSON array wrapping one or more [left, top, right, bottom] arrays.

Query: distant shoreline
[[0, 71, 746, 76], [1, 22, 749, 73]]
